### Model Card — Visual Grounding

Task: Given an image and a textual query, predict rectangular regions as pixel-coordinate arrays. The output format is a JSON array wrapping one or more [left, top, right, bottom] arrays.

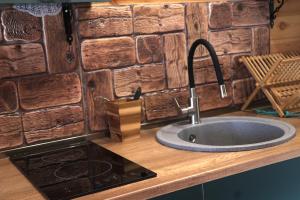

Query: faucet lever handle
[[220, 84, 228, 98], [174, 98, 189, 115], [174, 98, 182, 112]]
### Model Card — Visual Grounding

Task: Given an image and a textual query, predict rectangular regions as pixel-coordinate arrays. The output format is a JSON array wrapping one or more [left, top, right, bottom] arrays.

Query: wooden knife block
[[106, 99, 142, 142]]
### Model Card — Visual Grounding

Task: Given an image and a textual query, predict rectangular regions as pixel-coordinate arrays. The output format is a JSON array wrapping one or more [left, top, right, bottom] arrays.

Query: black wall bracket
[[269, 0, 285, 28], [62, 3, 73, 45]]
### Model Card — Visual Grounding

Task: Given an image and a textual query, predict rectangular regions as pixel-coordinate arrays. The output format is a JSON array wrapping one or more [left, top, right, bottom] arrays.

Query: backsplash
[[0, 0, 269, 150]]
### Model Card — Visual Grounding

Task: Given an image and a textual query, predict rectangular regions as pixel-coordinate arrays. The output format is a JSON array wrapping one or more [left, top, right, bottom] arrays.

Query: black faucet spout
[[174, 39, 228, 124], [188, 39, 227, 98]]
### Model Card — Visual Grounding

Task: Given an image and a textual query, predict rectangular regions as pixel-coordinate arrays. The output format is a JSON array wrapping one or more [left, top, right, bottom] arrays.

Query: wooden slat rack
[[240, 51, 300, 117]]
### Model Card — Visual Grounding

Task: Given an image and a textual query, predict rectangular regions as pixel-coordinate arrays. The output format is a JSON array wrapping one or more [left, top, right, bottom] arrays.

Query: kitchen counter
[[1, 111, 300, 200]]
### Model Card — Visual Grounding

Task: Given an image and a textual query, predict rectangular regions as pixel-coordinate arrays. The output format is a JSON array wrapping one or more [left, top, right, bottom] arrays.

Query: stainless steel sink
[[156, 116, 296, 152]]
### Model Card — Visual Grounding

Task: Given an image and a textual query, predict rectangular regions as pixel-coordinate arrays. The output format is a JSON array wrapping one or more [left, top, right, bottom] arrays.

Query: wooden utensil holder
[[106, 99, 142, 142]]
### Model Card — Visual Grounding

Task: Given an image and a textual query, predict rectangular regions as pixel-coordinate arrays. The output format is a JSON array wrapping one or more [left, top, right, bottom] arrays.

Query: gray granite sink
[[156, 116, 296, 152]]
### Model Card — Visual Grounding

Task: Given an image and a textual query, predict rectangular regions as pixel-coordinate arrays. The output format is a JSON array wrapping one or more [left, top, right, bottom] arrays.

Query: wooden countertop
[[1, 111, 300, 200]]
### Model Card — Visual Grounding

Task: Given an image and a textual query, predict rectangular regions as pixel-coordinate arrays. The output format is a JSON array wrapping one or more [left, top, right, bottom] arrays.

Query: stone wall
[[0, 0, 269, 150]]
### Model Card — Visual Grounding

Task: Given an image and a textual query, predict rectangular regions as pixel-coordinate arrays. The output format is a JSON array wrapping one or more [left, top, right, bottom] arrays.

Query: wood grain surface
[[232, 1, 269, 26], [252, 26, 270, 55], [196, 82, 232, 111], [1, 10, 42, 42], [24, 122, 84, 144], [232, 78, 264, 105], [0, 81, 18, 114], [0, 44, 46, 79], [78, 6, 133, 38], [136, 35, 163, 64], [85, 70, 114, 132], [141, 63, 166, 93], [270, 0, 300, 53], [144, 89, 189, 120], [209, 2, 232, 29], [0, 15, 2, 41], [81, 37, 135, 70], [209, 29, 252, 55], [22, 105, 84, 144], [231, 53, 252, 80], [1, 112, 300, 200], [186, 3, 208, 58], [43, 12, 79, 73], [114, 66, 140, 97], [0, 115, 23, 150], [85, 0, 225, 6], [18, 73, 82, 110], [113, 64, 166, 96], [163, 33, 188, 89], [133, 4, 185, 34], [193, 56, 231, 85]]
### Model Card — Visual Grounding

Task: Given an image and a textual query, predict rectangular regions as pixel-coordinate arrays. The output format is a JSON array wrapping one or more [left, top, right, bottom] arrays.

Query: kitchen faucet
[[174, 39, 228, 124]]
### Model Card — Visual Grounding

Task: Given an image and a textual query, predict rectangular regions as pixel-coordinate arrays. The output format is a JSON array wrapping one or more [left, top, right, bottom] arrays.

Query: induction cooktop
[[10, 141, 157, 200]]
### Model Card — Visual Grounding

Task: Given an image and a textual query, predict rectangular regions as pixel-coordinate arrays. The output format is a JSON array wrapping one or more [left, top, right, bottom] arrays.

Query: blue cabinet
[[152, 184, 204, 200], [153, 157, 300, 200]]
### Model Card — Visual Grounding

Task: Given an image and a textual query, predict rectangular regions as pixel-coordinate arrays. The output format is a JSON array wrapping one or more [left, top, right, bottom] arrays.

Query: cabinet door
[[152, 184, 204, 200], [204, 157, 300, 200]]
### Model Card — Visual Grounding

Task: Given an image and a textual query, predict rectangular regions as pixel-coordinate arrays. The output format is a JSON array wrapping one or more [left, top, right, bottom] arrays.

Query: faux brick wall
[[0, 0, 270, 151]]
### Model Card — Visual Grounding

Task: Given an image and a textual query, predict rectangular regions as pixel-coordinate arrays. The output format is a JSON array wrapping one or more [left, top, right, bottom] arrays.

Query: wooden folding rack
[[240, 51, 300, 117]]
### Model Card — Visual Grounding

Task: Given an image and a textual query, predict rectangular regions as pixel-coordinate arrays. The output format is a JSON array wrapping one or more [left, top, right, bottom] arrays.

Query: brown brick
[[194, 56, 232, 85], [232, 1, 269, 27], [85, 70, 114, 132], [114, 64, 166, 97], [19, 73, 82, 110], [209, 2, 232, 29], [78, 6, 133, 38], [0, 44, 46, 79], [22, 105, 83, 132], [81, 37, 136, 71], [252, 26, 270, 55], [133, 4, 184, 34], [196, 82, 233, 111], [141, 63, 166, 93], [1, 10, 41, 41], [43, 12, 79, 73], [209, 29, 252, 55], [232, 78, 264, 105], [163, 33, 188, 89], [136, 35, 163, 64], [144, 89, 189, 121], [23, 105, 84, 144], [24, 122, 84, 144], [186, 3, 208, 58], [114, 66, 140, 97], [0, 81, 18, 114], [231, 53, 251, 80], [0, 115, 23, 150]]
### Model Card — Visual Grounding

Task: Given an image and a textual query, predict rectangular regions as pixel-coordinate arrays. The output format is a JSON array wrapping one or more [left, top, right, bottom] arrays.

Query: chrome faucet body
[[175, 39, 228, 124]]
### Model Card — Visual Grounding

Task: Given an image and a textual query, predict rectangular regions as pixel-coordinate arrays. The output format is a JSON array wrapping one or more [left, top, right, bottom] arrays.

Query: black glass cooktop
[[10, 141, 156, 200]]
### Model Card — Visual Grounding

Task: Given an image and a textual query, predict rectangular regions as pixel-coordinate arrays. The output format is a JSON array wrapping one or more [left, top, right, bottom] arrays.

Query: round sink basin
[[156, 116, 296, 152]]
